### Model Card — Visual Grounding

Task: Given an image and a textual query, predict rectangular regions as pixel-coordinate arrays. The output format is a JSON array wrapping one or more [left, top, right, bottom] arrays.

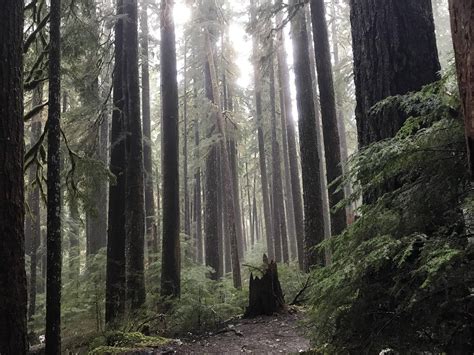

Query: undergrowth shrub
[[307, 70, 474, 353]]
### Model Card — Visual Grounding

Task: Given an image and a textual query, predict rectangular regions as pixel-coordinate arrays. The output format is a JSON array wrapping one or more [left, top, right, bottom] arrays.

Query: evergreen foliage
[[307, 71, 474, 353]]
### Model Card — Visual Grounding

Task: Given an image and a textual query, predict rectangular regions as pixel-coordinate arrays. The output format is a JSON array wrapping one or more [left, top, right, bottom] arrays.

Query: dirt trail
[[158, 311, 310, 354]]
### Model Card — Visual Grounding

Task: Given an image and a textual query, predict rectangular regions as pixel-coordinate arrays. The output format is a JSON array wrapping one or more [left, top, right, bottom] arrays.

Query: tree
[[161, 0, 181, 298], [269, 37, 289, 263], [106, 0, 127, 326], [140, 0, 158, 262], [0, 1, 27, 352], [289, 0, 326, 269], [123, 0, 146, 310], [309, 0, 347, 236], [204, 28, 242, 288], [46, 0, 63, 351], [251, 0, 274, 261], [27, 87, 43, 320], [350, 0, 440, 148], [276, 6, 305, 269], [449, 0, 474, 177]]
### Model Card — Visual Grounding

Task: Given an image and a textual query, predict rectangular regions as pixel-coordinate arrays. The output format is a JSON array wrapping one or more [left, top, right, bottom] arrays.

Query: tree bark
[[46, 0, 62, 351], [449, 0, 474, 178], [290, 0, 326, 270], [106, 0, 127, 326], [193, 85, 203, 264], [140, 0, 157, 262], [310, 0, 347, 236], [276, 8, 305, 270], [350, 0, 440, 148], [123, 0, 146, 310], [27, 87, 43, 321], [160, 0, 181, 298], [0, 1, 27, 352], [183, 38, 191, 248], [204, 32, 242, 289], [251, 0, 274, 261], [269, 38, 289, 264]]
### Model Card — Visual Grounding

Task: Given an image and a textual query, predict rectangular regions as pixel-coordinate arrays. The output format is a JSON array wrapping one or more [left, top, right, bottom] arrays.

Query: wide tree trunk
[[140, 0, 157, 263], [160, 0, 181, 298], [106, 0, 127, 326], [123, 0, 146, 310], [46, 0, 62, 351], [310, 0, 347, 236], [0, 1, 27, 352], [290, 0, 326, 270], [350, 0, 440, 148], [276, 8, 305, 270], [449, 0, 474, 178]]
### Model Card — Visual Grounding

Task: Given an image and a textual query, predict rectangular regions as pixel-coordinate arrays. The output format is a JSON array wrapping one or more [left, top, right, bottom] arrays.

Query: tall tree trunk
[[276, 5, 305, 270], [160, 0, 181, 298], [310, 0, 347, 236], [217, 147, 225, 278], [269, 38, 289, 263], [27, 87, 43, 321], [182, 39, 191, 247], [251, 0, 274, 260], [204, 32, 242, 289], [276, 52, 296, 260], [46, 0, 62, 351], [449, 0, 474, 178], [245, 161, 254, 246], [123, 0, 146, 310], [304, 4, 331, 244], [330, 0, 352, 219], [193, 86, 203, 264], [0, 1, 27, 352], [140, 0, 157, 262], [350, 0, 440, 148], [106, 0, 127, 326], [290, 0, 326, 270]]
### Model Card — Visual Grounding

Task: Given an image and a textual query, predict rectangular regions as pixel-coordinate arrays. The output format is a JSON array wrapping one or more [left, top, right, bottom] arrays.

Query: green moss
[[89, 331, 169, 353], [89, 346, 136, 354]]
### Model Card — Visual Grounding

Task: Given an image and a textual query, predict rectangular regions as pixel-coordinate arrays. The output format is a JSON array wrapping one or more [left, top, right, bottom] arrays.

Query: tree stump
[[244, 255, 285, 318]]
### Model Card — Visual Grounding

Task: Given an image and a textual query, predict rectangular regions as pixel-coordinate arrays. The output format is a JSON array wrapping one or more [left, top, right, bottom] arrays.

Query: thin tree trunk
[[217, 146, 225, 278], [160, 0, 181, 298], [251, 0, 274, 260], [27, 87, 42, 321], [106, 0, 127, 326], [0, 1, 27, 351], [183, 38, 191, 246], [140, 0, 157, 262], [276, 7, 305, 270], [193, 86, 203, 264], [276, 57, 296, 260], [310, 0, 347, 236], [330, 0, 352, 219], [46, 0, 62, 351], [269, 37, 289, 263], [290, 0, 326, 270]]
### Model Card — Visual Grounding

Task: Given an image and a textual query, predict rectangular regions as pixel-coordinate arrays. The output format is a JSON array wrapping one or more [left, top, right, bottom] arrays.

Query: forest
[[0, 0, 473, 353]]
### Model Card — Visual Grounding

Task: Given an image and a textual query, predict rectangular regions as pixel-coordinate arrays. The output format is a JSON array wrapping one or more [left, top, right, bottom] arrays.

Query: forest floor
[[153, 310, 310, 354]]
